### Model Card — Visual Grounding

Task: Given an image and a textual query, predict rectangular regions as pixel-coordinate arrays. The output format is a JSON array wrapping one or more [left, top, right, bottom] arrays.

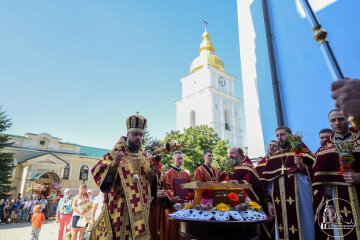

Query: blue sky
[[0, 0, 243, 149]]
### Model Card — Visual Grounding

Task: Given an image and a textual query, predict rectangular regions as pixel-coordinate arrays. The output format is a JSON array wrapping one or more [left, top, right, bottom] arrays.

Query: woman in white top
[[71, 184, 92, 240]]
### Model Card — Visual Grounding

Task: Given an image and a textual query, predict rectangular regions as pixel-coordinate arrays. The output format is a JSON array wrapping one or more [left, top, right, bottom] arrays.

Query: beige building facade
[[4, 133, 109, 198]]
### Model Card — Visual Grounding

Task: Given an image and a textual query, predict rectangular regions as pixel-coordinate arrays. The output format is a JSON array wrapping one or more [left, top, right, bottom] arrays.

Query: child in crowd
[[30, 205, 45, 240]]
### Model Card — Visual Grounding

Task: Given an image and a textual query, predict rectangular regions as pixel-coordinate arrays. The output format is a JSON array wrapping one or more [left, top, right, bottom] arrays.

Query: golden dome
[[190, 28, 224, 73]]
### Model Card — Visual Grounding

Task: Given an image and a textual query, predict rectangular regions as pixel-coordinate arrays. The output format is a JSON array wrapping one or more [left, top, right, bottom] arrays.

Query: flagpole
[[299, 0, 343, 81], [299, 0, 359, 130]]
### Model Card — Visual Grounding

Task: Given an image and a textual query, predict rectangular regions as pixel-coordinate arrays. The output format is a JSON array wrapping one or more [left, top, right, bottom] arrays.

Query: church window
[[225, 110, 230, 130], [190, 110, 196, 127], [79, 164, 89, 181], [40, 140, 46, 145], [63, 164, 70, 179]]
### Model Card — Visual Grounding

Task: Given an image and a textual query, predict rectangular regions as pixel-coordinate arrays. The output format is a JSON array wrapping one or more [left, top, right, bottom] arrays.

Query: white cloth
[[93, 195, 104, 221]]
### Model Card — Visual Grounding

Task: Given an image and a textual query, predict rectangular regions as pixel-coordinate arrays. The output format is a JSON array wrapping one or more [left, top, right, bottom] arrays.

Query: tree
[[0, 106, 14, 199], [142, 126, 154, 150], [162, 125, 229, 176]]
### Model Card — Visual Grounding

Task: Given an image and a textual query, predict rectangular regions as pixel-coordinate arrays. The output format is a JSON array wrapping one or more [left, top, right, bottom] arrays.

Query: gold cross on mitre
[[202, 18, 208, 31], [136, 111, 139, 115]]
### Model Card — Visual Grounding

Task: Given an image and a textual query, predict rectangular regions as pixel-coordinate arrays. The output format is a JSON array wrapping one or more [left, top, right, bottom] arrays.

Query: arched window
[[190, 110, 196, 127], [63, 164, 70, 179], [224, 110, 230, 130], [79, 164, 89, 181]]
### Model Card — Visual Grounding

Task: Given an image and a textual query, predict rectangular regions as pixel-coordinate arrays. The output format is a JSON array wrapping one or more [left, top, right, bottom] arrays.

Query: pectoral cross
[[280, 165, 286, 175]]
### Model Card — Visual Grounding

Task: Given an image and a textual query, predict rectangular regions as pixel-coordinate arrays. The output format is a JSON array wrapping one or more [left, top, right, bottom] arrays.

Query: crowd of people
[[89, 104, 359, 240], [3, 78, 360, 240], [0, 193, 57, 225], [55, 185, 104, 240]]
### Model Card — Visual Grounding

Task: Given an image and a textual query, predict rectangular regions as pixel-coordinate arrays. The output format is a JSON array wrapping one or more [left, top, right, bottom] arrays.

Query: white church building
[[176, 26, 245, 148]]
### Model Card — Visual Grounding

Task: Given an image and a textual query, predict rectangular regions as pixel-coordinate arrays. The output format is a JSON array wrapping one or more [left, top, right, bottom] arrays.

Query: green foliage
[[161, 125, 229, 176], [142, 126, 155, 150], [0, 106, 14, 199]]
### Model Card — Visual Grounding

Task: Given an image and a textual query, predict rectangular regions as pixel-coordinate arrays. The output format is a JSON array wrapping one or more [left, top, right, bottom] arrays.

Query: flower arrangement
[[335, 141, 356, 175], [288, 132, 303, 155], [82, 202, 93, 211], [32, 183, 46, 191], [26, 187, 33, 192], [184, 202, 193, 210], [186, 192, 195, 205], [200, 189, 213, 206], [228, 192, 240, 207], [248, 201, 261, 211], [222, 158, 238, 181], [217, 203, 230, 212], [64, 231, 73, 240], [52, 184, 62, 194]]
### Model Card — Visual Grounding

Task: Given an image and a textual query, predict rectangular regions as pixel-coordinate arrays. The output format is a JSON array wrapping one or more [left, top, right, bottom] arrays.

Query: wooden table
[[169, 216, 273, 240]]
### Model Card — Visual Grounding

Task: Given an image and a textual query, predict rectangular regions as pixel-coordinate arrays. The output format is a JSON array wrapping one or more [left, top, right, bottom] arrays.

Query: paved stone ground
[[0, 220, 58, 240]]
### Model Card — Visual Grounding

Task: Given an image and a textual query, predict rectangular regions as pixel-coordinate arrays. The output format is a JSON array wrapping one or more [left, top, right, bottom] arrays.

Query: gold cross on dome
[[274, 196, 280, 205], [203, 18, 208, 30], [278, 224, 283, 232], [287, 196, 295, 206], [340, 206, 351, 217], [289, 225, 298, 234]]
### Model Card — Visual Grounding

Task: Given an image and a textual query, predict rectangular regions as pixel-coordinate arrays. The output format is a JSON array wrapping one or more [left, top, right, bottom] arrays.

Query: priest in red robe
[[149, 163, 170, 240], [261, 126, 315, 240], [219, 147, 270, 239], [91, 114, 157, 240], [163, 151, 191, 240], [194, 149, 220, 182], [313, 109, 360, 239], [255, 140, 278, 177]]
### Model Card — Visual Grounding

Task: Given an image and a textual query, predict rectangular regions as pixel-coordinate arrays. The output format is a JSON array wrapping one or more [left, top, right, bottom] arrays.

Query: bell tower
[[175, 22, 245, 147]]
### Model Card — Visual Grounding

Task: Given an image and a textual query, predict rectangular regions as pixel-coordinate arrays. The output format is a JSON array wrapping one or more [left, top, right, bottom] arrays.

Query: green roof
[[80, 146, 109, 158]]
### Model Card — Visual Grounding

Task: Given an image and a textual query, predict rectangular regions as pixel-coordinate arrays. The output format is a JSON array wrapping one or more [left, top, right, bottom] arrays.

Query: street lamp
[[82, 172, 88, 184]]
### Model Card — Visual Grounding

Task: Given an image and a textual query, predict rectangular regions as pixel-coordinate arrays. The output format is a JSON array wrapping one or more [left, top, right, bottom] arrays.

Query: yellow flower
[[184, 202, 193, 210], [217, 203, 230, 212], [248, 201, 261, 211]]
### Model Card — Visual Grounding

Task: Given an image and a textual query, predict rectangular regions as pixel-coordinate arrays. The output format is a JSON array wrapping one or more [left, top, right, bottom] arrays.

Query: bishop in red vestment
[[194, 149, 220, 182], [91, 114, 157, 240], [313, 110, 360, 239], [163, 151, 191, 240]]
